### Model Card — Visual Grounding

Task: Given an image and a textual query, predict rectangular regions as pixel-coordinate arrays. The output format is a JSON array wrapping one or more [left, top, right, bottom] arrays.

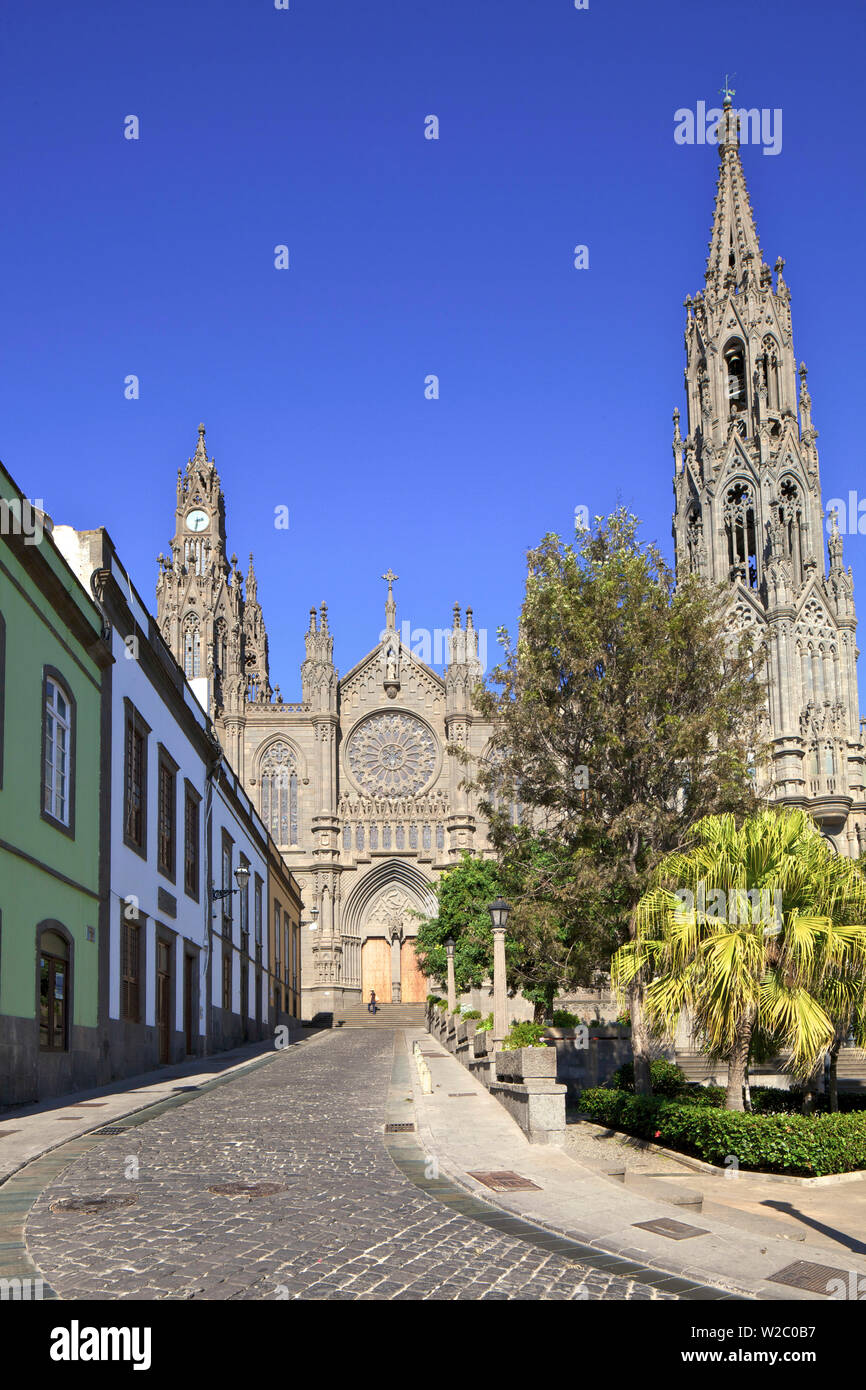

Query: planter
[[496, 1046, 558, 1082]]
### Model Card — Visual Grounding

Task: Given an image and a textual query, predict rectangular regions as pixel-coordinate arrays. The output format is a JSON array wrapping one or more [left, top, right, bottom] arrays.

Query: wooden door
[[156, 940, 171, 1064], [183, 954, 194, 1055], [400, 939, 427, 1003], [361, 938, 391, 1003]]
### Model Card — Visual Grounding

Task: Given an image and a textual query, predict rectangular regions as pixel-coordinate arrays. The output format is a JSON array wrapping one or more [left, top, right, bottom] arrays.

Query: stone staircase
[[675, 1047, 866, 1090], [333, 1003, 426, 1030]]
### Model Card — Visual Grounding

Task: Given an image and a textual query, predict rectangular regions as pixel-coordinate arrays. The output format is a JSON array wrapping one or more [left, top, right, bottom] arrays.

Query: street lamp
[[487, 898, 511, 931], [445, 936, 456, 1013], [211, 861, 251, 903], [487, 899, 510, 1048]]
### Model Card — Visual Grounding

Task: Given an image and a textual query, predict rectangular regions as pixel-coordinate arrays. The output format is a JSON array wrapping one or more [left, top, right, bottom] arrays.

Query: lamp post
[[445, 936, 456, 1014], [487, 898, 510, 1049]]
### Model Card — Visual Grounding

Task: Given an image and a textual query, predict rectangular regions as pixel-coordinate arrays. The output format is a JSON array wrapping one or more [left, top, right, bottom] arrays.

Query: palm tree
[[612, 809, 866, 1112]]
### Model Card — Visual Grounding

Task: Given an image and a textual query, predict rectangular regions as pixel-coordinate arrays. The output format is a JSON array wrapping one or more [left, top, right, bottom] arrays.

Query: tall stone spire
[[671, 100, 866, 855], [705, 95, 764, 300]]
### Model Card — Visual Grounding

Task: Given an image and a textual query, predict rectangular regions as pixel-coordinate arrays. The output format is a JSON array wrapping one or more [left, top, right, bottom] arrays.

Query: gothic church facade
[[156, 428, 494, 1020], [672, 97, 866, 855]]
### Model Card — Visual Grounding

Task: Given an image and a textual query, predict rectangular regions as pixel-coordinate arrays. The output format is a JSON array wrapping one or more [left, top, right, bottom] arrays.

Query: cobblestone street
[[23, 1031, 674, 1301]]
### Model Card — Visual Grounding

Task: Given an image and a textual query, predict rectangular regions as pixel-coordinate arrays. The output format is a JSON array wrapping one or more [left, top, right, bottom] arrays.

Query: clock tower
[[156, 424, 271, 764]]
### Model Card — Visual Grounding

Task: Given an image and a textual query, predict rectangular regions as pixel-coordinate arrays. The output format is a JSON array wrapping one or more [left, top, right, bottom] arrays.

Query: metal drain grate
[[384, 1122, 415, 1133], [768, 1260, 850, 1295], [207, 1182, 287, 1199], [75, 1102, 108, 1108], [633, 1218, 708, 1240], [469, 1171, 542, 1192], [172, 1086, 200, 1092], [448, 1093, 477, 1098], [92, 1126, 127, 1136], [50, 1194, 137, 1215]]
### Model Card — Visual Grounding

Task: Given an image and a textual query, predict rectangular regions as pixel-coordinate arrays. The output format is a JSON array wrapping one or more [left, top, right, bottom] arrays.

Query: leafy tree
[[414, 853, 505, 993], [468, 509, 767, 1092], [613, 809, 866, 1110]]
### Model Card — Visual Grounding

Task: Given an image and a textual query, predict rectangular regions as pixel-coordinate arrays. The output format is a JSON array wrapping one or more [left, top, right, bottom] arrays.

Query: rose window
[[347, 713, 437, 795]]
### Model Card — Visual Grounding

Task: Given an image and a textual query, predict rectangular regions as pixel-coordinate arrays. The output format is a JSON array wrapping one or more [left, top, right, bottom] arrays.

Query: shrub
[[435, 999, 448, 1011], [462, 1010, 482, 1021], [452, 1007, 462, 1015], [576, 1087, 866, 1176], [551, 1009, 580, 1028], [427, 993, 442, 1005], [502, 1021, 548, 1050], [616, 1012, 631, 1027], [476, 1013, 494, 1033], [607, 1058, 688, 1097]]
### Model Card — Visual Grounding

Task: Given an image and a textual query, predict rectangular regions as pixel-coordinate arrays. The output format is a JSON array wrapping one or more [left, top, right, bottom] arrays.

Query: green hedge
[[576, 1087, 866, 1176]]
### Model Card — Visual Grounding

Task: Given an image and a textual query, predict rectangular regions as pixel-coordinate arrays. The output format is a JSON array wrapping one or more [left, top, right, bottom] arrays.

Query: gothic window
[[825, 745, 836, 777], [422, 824, 432, 851], [369, 824, 379, 851], [382, 824, 392, 849], [724, 482, 759, 590], [436, 824, 445, 851], [183, 616, 201, 679], [214, 618, 227, 675], [409, 823, 418, 850], [724, 340, 747, 418], [259, 742, 299, 846], [183, 539, 205, 576], [761, 337, 781, 412], [778, 478, 803, 571], [395, 825, 405, 850], [342, 824, 351, 851], [355, 824, 365, 852]]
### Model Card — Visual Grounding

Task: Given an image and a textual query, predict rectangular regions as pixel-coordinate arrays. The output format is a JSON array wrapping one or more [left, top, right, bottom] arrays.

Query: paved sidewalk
[[0, 1033, 316, 1184], [406, 1028, 866, 1301]]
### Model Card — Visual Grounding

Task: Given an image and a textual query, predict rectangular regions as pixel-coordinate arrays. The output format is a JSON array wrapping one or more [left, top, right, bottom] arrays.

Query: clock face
[[186, 509, 209, 532]]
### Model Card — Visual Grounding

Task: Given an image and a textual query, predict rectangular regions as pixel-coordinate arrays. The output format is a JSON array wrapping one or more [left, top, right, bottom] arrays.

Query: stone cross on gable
[[382, 568, 398, 632]]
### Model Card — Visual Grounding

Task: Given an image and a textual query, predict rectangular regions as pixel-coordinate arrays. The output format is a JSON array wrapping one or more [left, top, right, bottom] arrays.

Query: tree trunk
[[628, 980, 652, 1096], [725, 1012, 754, 1112], [743, 1058, 752, 1113], [829, 1036, 841, 1114]]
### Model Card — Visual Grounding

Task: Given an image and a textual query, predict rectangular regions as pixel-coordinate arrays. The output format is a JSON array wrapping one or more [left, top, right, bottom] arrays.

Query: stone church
[[671, 95, 866, 855], [155, 429, 494, 1019]]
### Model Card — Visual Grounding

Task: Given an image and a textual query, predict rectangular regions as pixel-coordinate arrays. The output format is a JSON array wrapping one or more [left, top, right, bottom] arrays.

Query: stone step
[[605, 1169, 704, 1211]]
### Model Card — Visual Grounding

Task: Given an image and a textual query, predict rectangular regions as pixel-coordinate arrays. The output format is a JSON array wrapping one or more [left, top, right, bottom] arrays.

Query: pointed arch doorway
[[346, 861, 435, 1004]]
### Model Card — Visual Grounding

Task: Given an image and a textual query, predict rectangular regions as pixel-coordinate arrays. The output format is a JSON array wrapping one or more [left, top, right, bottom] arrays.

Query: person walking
[[368, 990, 377, 1014]]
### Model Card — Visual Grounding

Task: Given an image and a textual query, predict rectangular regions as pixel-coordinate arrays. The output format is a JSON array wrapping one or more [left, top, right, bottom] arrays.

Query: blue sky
[[1, 0, 864, 704]]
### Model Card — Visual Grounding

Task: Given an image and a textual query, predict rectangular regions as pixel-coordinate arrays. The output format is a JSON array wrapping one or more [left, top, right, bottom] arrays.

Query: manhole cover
[[92, 1127, 127, 1136], [768, 1260, 851, 1295], [50, 1194, 137, 1215], [207, 1182, 287, 1199], [384, 1123, 415, 1133], [633, 1218, 708, 1240], [469, 1171, 542, 1192]]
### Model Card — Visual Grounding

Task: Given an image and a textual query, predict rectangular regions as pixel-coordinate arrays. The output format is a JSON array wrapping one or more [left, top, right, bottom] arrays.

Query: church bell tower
[[671, 95, 866, 854], [156, 425, 271, 770]]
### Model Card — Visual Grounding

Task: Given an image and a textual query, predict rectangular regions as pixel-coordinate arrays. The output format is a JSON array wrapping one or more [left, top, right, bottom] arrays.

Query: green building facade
[[0, 462, 111, 1105]]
